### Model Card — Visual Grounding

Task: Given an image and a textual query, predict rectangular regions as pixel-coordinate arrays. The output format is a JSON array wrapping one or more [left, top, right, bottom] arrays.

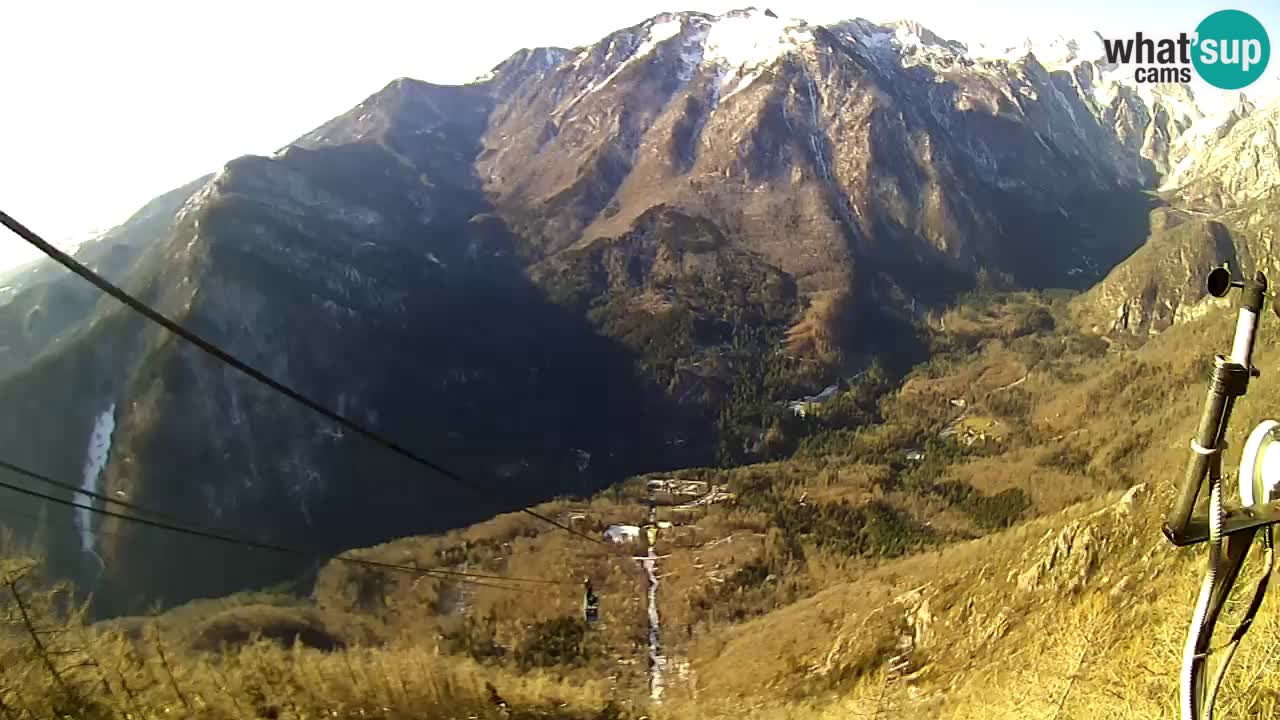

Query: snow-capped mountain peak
[[700, 8, 814, 70], [967, 32, 1108, 70]]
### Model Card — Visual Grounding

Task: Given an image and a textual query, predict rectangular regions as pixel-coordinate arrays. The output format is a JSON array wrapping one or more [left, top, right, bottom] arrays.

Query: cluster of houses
[[645, 478, 710, 496], [562, 478, 735, 545]]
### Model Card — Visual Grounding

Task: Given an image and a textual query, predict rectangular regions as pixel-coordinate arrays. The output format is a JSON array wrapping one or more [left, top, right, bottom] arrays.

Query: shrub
[[985, 386, 1032, 420], [442, 611, 505, 662], [515, 616, 589, 670], [189, 605, 344, 653], [1063, 332, 1110, 359], [1009, 335, 1047, 368], [960, 488, 1031, 530], [733, 483, 936, 560], [1038, 444, 1092, 474], [1009, 305, 1056, 337], [724, 559, 770, 591]]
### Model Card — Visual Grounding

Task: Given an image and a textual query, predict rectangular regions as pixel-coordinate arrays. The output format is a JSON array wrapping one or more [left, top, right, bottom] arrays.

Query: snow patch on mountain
[[561, 10, 813, 110], [640, 17, 685, 54], [1161, 95, 1256, 190], [476, 47, 571, 84], [703, 9, 813, 70], [558, 16, 693, 111], [968, 33, 1108, 71], [1160, 98, 1280, 204], [597, 16, 685, 89], [174, 175, 220, 227], [721, 69, 762, 101]]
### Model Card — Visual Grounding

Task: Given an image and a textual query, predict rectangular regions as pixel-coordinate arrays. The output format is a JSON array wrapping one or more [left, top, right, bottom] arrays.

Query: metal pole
[[1165, 272, 1267, 545], [1165, 360, 1234, 544]]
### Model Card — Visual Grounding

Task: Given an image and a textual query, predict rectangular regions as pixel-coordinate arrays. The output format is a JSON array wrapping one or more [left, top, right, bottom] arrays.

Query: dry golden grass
[[0, 555, 630, 720], [784, 289, 852, 359], [948, 449, 1107, 515], [643, 294, 1280, 718], [310, 497, 654, 699], [642, 487, 1157, 718], [628, 297, 1280, 718], [651, 527, 769, 648]]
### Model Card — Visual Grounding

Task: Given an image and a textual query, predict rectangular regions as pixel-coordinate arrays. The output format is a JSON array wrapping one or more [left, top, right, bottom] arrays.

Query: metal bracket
[[1173, 500, 1280, 545]]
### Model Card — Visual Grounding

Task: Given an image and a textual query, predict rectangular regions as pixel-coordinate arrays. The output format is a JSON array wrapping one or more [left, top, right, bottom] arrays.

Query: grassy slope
[[657, 292, 1280, 719], [7, 288, 1280, 719]]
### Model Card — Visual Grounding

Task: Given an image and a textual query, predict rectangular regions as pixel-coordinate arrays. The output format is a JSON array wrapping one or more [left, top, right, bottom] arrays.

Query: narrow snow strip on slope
[[721, 69, 762, 101], [77, 404, 116, 563], [644, 503, 665, 702], [646, 544, 665, 701], [1048, 79, 1081, 130], [595, 18, 685, 92]]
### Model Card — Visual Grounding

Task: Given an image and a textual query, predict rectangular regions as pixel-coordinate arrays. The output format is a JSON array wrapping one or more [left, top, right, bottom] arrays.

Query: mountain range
[[1, 6, 1277, 612]]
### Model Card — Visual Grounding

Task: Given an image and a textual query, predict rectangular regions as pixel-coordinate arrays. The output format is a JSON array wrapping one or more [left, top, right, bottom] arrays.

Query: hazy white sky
[[1, 0, 1276, 271]]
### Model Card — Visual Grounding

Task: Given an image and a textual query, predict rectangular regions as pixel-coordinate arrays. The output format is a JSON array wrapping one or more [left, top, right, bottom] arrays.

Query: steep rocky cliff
[[1076, 101, 1280, 336]]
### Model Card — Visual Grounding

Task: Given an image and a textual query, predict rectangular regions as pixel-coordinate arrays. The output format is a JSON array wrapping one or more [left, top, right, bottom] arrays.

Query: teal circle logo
[[1192, 10, 1270, 90]]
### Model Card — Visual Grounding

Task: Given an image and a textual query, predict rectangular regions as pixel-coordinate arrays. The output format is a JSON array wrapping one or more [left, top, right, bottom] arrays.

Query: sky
[[2, 0, 1277, 271]]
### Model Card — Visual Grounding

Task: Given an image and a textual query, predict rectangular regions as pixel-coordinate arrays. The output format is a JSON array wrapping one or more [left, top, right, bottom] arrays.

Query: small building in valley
[[786, 384, 839, 417]]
